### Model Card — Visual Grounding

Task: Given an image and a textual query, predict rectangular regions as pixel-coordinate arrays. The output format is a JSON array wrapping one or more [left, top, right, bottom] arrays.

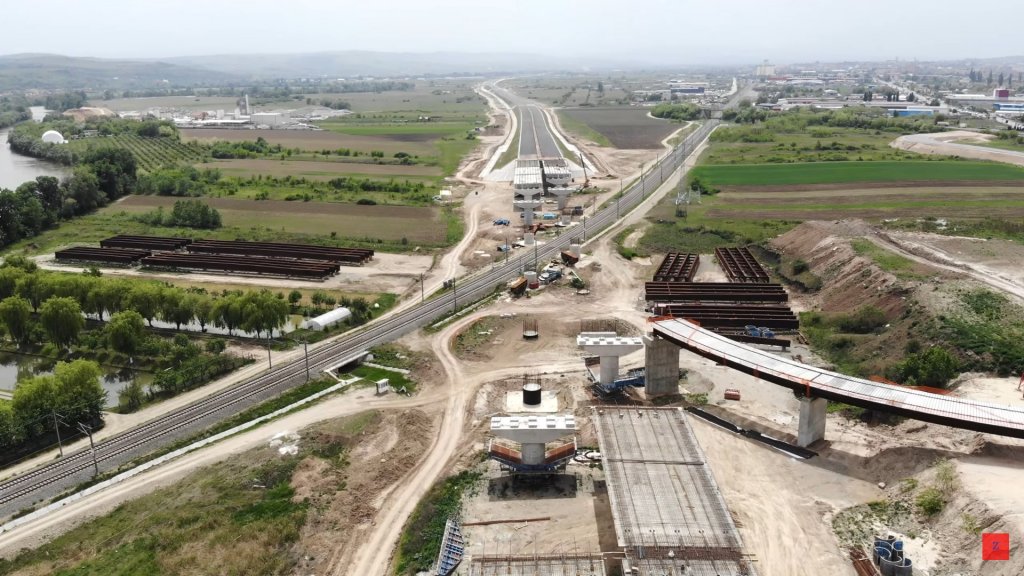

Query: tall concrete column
[[577, 333, 644, 388], [600, 356, 620, 386], [797, 396, 827, 447], [644, 335, 680, 396]]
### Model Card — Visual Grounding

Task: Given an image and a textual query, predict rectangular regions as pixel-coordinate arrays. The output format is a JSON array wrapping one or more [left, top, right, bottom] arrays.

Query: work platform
[[592, 407, 755, 576], [653, 318, 1024, 438]]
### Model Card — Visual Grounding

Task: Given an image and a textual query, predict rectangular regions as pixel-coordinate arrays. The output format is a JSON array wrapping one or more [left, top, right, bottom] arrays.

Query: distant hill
[[0, 53, 239, 91], [164, 50, 629, 78]]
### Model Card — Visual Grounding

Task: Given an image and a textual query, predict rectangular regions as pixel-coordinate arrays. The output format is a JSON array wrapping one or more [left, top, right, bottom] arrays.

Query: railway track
[[0, 121, 718, 516]]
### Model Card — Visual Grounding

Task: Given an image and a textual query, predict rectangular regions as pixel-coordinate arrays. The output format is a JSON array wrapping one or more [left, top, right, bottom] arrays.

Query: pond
[[0, 351, 153, 410]]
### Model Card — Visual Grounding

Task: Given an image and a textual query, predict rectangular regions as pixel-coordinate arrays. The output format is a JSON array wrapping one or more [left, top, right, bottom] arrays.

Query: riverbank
[[0, 128, 68, 190]]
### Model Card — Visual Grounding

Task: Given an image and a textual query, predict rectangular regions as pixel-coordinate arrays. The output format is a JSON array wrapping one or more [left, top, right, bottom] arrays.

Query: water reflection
[[0, 127, 69, 190], [0, 351, 151, 409]]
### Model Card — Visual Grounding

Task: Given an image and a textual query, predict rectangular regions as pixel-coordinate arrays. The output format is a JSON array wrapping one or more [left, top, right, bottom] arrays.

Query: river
[[0, 126, 69, 191]]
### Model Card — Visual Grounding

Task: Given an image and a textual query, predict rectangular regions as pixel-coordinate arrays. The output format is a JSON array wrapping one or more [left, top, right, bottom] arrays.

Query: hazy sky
[[3, 0, 1021, 64]]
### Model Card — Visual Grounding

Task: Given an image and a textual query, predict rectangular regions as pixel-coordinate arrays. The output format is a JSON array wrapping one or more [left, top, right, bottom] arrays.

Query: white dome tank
[[41, 130, 65, 144]]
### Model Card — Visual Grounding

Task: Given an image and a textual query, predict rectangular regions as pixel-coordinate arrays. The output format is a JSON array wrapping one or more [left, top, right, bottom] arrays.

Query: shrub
[[888, 347, 960, 388], [916, 487, 944, 516], [835, 306, 887, 334]]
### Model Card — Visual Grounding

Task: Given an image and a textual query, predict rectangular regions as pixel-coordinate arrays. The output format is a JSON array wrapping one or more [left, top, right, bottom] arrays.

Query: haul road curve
[[0, 121, 717, 520]]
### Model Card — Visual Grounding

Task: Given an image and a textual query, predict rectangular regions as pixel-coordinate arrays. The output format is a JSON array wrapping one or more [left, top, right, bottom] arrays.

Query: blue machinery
[[586, 362, 647, 395]]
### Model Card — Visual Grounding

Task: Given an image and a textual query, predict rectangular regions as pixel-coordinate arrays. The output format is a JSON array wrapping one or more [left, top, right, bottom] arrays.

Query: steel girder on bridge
[[653, 318, 1024, 438]]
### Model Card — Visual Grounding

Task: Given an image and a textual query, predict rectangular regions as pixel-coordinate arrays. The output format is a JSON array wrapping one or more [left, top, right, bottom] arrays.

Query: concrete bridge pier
[[797, 396, 827, 447], [644, 334, 681, 396]]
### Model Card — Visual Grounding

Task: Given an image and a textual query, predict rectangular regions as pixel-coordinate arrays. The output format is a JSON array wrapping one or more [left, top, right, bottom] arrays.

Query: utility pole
[[582, 216, 587, 242], [534, 238, 538, 270], [420, 273, 425, 303], [302, 338, 310, 381], [51, 410, 63, 458], [452, 278, 457, 311], [266, 336, 272, 368], [78, 422, 99, 477]]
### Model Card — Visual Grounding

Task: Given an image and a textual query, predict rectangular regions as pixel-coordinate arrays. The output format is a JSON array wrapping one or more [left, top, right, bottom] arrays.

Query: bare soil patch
[[298, 410, 435, 575]]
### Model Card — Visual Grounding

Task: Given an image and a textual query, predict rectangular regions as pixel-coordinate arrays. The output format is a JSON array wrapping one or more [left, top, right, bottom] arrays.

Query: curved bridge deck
[[653, 318, 1024, 438]]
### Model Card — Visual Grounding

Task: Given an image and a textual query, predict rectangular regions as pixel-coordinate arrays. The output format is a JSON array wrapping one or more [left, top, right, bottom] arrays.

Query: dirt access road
[[891, 131, 1024, 167], [873, 229, 1024, 303]]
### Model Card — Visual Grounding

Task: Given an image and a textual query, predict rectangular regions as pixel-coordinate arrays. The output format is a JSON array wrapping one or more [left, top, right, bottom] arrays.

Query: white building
[[302, 307, 352, 331]]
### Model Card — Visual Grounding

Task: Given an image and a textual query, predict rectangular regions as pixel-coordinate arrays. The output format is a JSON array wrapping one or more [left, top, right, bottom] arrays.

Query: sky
[[3, 0, 1022, 65]]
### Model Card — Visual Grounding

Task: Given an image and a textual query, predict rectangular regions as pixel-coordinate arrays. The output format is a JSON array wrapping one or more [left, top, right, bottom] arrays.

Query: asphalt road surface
[[517, 105, 562, 159]]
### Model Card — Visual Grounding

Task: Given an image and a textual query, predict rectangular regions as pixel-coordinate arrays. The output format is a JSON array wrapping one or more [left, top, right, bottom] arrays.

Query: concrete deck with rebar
[[592, 407, 755, 576]]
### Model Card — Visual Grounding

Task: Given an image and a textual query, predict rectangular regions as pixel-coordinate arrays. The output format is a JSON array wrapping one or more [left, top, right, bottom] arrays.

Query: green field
[[558, 107, 678, 149], [556, 110, 612, 146], [691, 161, 1024, 187], [4, 196, 449, 255], [308, 82, 486, 121], [67, 134, 207, 172], [315, 120, 480, 175], [503, 76, 633, 107]]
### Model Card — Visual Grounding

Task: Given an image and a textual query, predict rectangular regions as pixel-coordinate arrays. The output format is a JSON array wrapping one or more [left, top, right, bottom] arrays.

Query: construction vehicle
[[539, 268, 562, 284]]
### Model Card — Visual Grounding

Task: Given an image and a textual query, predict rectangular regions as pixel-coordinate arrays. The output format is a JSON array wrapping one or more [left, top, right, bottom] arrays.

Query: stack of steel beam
[[715, 247, 769, 283]]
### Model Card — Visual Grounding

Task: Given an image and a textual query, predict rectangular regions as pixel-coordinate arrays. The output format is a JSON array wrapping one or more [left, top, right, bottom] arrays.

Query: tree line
[[131, 199, 223, 229], [0, 258, 290, 347], [650, 103, 702, 122], [968, 69, 1022, 87], [7, 117, 179, 165], [0, 359, 105, 454], [0, 95, 31, 129], [0, 147, 138, 249]]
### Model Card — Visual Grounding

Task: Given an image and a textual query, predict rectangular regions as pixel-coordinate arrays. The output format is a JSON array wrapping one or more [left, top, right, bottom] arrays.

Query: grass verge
[[0, 412, 383, 576], [393, 470, 482, 575], [496, 128, 520, 168], [849, 239, 921, 279]]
